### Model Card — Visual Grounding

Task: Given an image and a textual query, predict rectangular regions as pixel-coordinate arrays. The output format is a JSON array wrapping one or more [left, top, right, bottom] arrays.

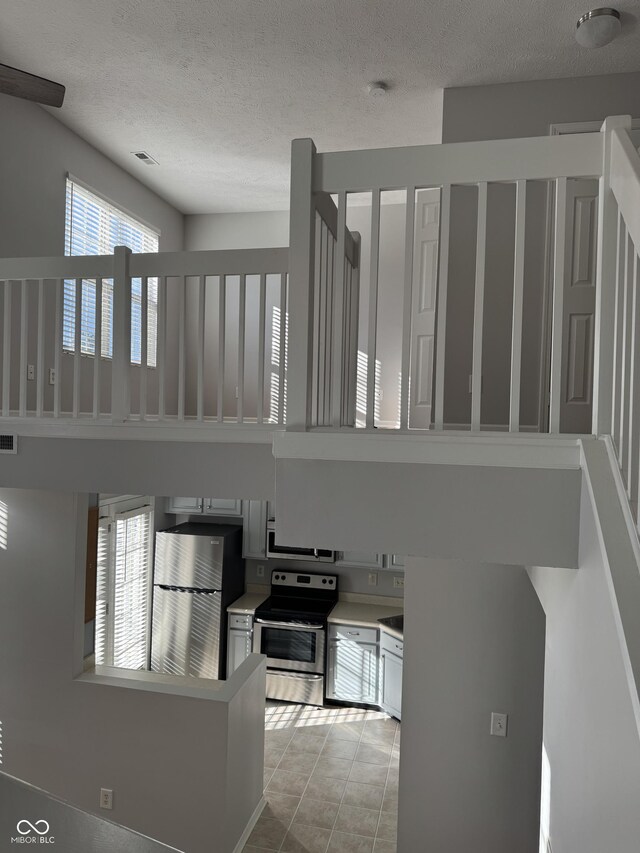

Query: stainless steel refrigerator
[[151, 523, 244, 679]]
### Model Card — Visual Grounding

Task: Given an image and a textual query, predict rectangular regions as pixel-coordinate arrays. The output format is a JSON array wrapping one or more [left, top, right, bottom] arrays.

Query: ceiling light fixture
[[575, 8, 621, 48]]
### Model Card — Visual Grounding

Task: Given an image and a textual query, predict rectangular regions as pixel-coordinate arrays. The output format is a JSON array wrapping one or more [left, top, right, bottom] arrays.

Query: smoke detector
[[367, 81, 389, 97], [576, 8, 621, 48]]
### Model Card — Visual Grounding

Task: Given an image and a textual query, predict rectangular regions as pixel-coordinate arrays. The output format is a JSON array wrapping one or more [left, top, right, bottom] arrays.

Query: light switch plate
[[490, 712, 508, 737]]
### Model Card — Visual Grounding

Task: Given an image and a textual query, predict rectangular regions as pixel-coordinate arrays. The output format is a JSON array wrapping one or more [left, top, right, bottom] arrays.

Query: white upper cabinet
[[335, 551, 385, 570], [242, 500, 268, 559], [167, 497, 242, 517]]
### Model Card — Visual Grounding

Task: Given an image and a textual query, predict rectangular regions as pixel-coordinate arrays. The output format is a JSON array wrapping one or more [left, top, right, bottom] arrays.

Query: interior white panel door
[[409, 189, 440, 429], [560, 179, 598, 434]]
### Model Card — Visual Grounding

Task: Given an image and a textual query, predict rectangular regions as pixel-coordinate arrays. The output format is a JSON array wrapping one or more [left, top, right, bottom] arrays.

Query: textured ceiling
[[1, 0, 640, 213]]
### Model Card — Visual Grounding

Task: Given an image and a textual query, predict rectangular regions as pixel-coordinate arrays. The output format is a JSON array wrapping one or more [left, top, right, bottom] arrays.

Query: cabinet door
[[380, 649, 403, 720], [328, 639, 379, 704], [384, 554, 405, 570], [242, 500, 267, 558], [335, 551, 385, 569], [168, 497, 203, 514], [204, 498, 243, 517], [227, 629, 253, 676]]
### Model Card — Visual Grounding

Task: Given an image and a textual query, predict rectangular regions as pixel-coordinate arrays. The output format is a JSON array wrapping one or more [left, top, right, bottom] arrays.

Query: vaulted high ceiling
[[2, 0, 639, 213]]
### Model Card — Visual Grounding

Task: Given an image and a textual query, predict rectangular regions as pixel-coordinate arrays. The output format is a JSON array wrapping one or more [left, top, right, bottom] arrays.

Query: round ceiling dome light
[[576, 8, 621, 48]]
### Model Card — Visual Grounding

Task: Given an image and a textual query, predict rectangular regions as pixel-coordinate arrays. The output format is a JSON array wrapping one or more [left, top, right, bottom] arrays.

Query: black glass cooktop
[[256, 595, 336, 621]]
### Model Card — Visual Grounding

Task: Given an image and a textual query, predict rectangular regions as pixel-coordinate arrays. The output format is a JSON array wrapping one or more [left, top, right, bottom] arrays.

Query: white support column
[[593, 115, 632, 436], [111, 245, 132, 423], [287, 138, 317, 430]]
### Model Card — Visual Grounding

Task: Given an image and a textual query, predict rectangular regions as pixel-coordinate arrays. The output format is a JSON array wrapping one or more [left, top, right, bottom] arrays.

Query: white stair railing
[[603, 118, 640, 526]]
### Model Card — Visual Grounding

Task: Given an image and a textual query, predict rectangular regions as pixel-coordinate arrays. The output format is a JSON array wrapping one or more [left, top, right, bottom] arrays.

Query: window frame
[[64, 175, 161, 367]]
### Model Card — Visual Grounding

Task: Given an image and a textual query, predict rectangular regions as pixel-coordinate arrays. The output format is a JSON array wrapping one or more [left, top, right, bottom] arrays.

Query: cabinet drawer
[[330, 624, 378, 645], [229, 613, 252, 629], [381, 632, 403, 658]]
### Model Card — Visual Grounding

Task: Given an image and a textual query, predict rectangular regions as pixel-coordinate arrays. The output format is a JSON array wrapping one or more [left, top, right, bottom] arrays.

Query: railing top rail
[[129, 246, 289, 278], [0, 254, 114, 280], [610, 127, 640, 252], [312, 132, 603, 193]]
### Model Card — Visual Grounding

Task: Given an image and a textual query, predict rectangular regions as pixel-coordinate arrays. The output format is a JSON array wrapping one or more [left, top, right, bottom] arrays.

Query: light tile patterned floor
[[243, 702, 399, 853]]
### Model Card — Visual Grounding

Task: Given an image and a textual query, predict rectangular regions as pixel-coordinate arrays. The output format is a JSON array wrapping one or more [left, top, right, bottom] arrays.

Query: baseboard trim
[[231, 796, 266, 853]]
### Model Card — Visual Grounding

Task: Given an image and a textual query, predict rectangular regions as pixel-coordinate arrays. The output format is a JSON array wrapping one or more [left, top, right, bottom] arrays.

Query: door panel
[[409, 189, 440, 428], [154, 531, 224, 589], [560, 179, 598, 434]]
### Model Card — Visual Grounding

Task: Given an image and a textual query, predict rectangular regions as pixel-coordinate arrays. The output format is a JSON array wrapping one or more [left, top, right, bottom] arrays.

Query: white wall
[[276, 457, 581, 568], [0, 487, 264, 853], [399, 558, 545, 853], [185, 211, 289, 251], [528, 457, 640, 851]]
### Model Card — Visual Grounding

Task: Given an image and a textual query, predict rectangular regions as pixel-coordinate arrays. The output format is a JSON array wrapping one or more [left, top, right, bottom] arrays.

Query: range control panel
[[271, 570, 337, 590]]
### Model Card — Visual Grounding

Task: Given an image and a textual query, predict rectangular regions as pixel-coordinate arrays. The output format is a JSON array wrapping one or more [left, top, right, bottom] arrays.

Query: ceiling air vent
[[0, 434, 17, 454], [132, 151, 159, 166]]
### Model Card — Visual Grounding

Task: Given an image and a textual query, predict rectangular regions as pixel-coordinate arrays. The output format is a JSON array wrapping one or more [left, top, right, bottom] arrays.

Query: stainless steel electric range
[[253, 569, 338, 706]]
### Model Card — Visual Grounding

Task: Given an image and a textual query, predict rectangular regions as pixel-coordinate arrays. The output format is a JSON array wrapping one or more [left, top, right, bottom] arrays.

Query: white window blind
[[64, 179, 159, 366], [95, 504, 153, 670]]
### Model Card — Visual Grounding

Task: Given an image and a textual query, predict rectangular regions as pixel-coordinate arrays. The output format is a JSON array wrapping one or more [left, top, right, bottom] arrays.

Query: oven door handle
[[255, 618, 324, 631]]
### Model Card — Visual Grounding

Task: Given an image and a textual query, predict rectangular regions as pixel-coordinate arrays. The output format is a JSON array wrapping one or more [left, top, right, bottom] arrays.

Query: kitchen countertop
[[329, 600, 404, 640], [227, 592, 268, 614]]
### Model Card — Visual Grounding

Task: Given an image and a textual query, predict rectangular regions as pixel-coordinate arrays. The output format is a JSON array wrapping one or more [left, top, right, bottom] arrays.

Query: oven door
[[253, 619, 325, 674]]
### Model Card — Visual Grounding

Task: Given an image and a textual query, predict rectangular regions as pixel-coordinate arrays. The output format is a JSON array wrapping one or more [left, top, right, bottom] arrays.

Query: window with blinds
[[64, 178, 159, 366], [95, 503, 153, 670]]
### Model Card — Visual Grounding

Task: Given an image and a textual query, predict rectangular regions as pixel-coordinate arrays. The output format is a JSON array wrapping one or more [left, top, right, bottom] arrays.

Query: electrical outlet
[[256, 564, 265, 578], [393, 576, 404, 589], [27, 364, 35, 381], [100, 788, 113, 810], [48, 368, 56, 385], [368, 572, 378, 586], [490, 712, 508, 738]]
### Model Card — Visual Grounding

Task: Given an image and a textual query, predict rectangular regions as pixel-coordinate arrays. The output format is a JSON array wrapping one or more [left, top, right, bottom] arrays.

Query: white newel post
[[112, 245, 132, 422], [287, 138, 317, 430], [593, 115, 632, 436]]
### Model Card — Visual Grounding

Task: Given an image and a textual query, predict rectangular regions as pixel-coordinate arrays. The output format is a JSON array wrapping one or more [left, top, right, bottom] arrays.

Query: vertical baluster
[[549, 177, 568, 434], [311, 215, 322, 426], [620, 232, 634, 474], [510, 180, 527, 432], [278, 272, 287, 425], [195, 274, 205, 422], [317, 223, 328, 424], [73, 277, 81, 418], [177, 275, 186, 421], [158, 276, 167, 419], [257, 272, 266, 425], [434, 185, 451, 430], [628, 251, 640, 507], [111, 246, 132, 423], [2, 280, 11, 416], [19, 280, 28, 417], [471, 182, 488, 431], [36, 279, 44, 417], [400, 186, 416, 431], [93, 277, 102, 418], [331, 192, 347, 427], [140, 276, 148, 420], [217, 275, 226, 422], [348, 244, 360, 427], [54, 279, 62, 418], [325, 234, 335, 426], [237, 274, 246, 423], [611, 212, 625, 452], [367, 189, 381, 429]]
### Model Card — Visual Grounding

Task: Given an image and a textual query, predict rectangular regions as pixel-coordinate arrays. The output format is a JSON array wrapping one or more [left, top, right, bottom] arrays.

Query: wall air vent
[[0, 435, 17, 454], [131, 151, 159, 166]]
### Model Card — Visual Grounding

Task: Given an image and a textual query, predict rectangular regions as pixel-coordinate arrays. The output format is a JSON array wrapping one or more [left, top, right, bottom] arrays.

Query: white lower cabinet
[[380, 632, 403, 720], [227, 613, 253, 676], [327, 624, 379, 705]]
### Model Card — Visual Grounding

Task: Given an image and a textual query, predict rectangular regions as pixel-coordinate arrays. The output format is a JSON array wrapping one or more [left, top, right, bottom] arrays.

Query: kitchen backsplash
[[245, 558, 404, 598]]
